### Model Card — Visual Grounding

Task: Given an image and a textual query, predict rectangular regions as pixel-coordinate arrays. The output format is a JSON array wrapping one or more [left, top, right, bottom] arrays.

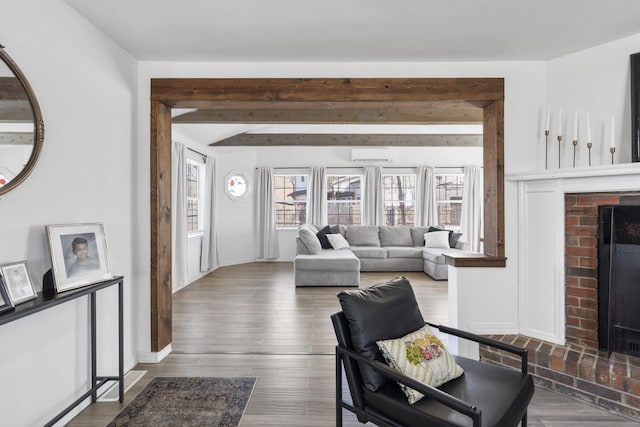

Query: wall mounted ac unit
[[350, 149, 392, 163]]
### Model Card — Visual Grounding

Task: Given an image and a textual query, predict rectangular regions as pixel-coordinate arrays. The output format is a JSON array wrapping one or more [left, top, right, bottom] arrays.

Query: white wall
[[547, 33, 640, 166], [0, 1, 137, 425]]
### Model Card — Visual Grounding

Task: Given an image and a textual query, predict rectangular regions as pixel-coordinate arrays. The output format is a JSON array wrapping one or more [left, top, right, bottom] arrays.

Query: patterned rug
[[107, 377, 256, 427]]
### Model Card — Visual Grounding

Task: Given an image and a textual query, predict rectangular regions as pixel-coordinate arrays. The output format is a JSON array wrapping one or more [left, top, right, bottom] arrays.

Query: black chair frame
[[334, 317, 530, 427]]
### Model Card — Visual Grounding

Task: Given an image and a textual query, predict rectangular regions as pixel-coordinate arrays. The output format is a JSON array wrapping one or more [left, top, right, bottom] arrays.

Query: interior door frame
[[149, 78, 505, 352]]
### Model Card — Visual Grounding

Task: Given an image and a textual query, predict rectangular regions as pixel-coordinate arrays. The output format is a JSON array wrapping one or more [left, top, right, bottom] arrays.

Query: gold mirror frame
[[0, 44, 45, 196]]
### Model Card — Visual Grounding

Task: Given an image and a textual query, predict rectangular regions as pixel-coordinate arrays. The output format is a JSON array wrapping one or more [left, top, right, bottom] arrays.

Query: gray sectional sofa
[[294, 224, 473, 287]]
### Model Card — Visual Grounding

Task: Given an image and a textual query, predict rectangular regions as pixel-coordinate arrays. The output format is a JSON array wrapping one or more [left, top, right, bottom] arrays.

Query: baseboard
[[138, 344, 172, 363]]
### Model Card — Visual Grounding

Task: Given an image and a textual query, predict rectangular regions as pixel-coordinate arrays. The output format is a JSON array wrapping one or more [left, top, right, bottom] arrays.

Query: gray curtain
[[171, 141, 187, 291], [256, 167, 280, 259], [309, 167, 326, 225], [460, 165, 483, 252], [416, 166, 438, 227], [362, 166, 383, 226], [200, 156, 219, 272]]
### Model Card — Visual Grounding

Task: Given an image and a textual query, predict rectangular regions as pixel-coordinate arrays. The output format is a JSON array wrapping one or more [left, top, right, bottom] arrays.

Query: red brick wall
[[564, 192, 640, 348]]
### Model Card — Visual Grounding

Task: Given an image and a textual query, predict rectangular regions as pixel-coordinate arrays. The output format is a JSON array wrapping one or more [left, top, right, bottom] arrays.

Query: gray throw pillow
[[298, 226, 322, 254]]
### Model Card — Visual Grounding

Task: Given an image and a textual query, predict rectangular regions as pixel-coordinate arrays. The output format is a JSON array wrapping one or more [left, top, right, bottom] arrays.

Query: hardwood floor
[[68, 263, 637, 426]]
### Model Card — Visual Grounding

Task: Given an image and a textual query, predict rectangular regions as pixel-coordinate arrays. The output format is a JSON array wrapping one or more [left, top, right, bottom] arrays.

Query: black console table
[[0, 276, 124, 426]]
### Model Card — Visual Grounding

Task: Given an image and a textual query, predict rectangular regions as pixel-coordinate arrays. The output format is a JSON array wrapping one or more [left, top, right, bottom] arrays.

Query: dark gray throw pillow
[[428, 226, 461, 248], [316, 225, 333, 249], [336, 277, 425, 391]]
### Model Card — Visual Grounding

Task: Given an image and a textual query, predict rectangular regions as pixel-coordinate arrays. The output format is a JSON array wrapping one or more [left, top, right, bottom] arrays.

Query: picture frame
[[45, 223, 113, 293], [0, 275, 15, 314], [0, 261, 37, 304]]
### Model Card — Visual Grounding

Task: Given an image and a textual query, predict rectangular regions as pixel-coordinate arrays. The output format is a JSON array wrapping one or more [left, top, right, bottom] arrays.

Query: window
[[274, 175, 308, 228], [383, 174, 416, 226], [186, 159, 205, 234], [435, 173, 464, 229], [326, 175, 362, 225]]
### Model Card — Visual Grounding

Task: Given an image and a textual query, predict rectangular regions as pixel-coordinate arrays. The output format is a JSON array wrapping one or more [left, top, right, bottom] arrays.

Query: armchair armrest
[[426, 322, 528, 375], [336, 345, 482, 427]]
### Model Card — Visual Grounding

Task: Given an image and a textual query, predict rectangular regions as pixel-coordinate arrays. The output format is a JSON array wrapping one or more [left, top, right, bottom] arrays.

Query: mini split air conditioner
[[350, 149, 392, 163]]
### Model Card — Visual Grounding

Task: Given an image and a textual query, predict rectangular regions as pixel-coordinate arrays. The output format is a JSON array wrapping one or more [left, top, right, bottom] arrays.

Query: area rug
[[107, 377, 256, 427]]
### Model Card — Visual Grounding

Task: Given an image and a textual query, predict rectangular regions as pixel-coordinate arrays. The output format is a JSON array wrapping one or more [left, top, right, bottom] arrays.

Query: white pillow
[[327, 233, 350, 250], [424, 231, 450, 249]]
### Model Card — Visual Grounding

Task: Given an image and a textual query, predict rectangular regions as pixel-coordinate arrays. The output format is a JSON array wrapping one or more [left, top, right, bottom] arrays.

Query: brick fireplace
[[480, 191, 640, 420]]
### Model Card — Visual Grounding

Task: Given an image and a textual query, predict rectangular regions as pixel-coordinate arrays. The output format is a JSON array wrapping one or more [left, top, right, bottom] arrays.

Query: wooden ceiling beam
[[173, 107, 483, 124], [210, 133, 482, 147]]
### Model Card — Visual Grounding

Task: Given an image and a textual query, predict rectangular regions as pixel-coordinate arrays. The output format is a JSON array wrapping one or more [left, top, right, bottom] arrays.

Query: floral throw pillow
[[376, 325, 464, 404]]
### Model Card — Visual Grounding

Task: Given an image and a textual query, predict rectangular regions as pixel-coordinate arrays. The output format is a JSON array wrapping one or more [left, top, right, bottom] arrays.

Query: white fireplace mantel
[[504, 162, 640, 346], [506, 162, 640, 183]]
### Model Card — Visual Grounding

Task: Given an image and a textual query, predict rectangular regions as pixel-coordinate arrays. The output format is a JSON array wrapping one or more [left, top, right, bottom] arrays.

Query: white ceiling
[[64, 0, 640, 146], [65, 0, 640, 62]]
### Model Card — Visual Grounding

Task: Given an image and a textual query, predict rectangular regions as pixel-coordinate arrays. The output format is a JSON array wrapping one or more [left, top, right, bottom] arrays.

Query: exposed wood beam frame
[[173, 107, 483, 124], [150, 77, 505, 352], [211, 133, 482, 147]]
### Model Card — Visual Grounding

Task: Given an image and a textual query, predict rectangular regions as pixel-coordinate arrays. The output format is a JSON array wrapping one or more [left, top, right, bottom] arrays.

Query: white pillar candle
[[586, 113, 592, 142], [610, 116, 615, 148], [573, 111, 578, 140], [546, 104, 551, 131], [558, 108, 562, 136]]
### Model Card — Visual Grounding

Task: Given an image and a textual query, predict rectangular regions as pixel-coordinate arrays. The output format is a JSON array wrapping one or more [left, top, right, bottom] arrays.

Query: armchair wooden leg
[[522, 411, 527, 427]]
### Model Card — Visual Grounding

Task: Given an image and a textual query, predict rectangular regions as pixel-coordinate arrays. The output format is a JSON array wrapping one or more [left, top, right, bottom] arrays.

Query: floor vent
[[97, 370, 147, 402]]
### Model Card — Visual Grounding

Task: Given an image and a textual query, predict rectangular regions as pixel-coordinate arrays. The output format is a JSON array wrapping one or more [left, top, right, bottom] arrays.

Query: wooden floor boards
[[68, 262, 637, 426]]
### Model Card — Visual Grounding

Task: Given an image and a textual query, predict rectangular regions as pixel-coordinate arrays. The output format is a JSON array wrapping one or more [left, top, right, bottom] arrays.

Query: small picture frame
[[0, 276, 15, 314], [46, 223, 113, 293], [0, 261, 37, 305]]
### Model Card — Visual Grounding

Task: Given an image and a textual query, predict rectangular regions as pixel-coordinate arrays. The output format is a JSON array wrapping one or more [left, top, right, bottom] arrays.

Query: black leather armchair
[[332, 278, 534, 427]]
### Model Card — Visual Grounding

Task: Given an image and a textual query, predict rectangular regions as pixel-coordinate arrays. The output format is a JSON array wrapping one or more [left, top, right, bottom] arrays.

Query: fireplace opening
[[598, 205, 640, 357]]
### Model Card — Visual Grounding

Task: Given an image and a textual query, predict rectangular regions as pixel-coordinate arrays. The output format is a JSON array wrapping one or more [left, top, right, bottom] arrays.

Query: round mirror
[[0, 44, 44, 196]]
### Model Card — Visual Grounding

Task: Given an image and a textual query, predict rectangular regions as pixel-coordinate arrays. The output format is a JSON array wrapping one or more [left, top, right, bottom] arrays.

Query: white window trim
[[382, 173, 417, 226], [326, 173, 363, 226], [186, 158, 205, 237]]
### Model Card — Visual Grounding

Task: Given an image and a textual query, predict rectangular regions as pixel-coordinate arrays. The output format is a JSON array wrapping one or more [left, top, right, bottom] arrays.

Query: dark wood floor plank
[[68, 263, 637, 426]]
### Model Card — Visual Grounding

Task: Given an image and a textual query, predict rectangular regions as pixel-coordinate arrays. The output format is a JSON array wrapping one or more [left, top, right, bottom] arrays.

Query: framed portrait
[[0, 261, 37, 304], [46, 223, 113, 293], [0, 276, 15, 314]]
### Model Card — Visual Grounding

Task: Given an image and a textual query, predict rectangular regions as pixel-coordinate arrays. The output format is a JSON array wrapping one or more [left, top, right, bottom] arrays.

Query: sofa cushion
[[298, 225, 322, 254], [350, 246, 387, 259], [327, 233, 350, 250], [377, 324, 464, 404], [316, 225, 334, 249], [379, 226, 413, 247], [346, 225, 380, 247], [337, 277, 425, 391], [409, 227, 430, 247], [386, 246, 423, 259], [295, 250, 359, 271], [428, 226, 462, 248], [422, 248, 446, 264]]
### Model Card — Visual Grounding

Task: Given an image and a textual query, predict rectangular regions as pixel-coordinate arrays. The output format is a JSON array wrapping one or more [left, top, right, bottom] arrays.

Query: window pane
[[435, 174, 464, 227], [383, 175, 416, 226], [327, 201, 361, 225], [187, 199, 198, 232], [274, 175, 308, 228], [327, 175, 361, 201]]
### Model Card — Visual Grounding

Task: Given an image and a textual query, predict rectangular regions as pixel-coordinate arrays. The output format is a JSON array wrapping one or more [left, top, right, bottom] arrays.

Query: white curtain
[[171, 141, 188, 291], [416, 166, 438, 227], [460, 165, 483, 252], [200, 156, 219, 272], [256, 167, 280, 259], [362, 166, 383, 226], [309, 167, 326, 225]]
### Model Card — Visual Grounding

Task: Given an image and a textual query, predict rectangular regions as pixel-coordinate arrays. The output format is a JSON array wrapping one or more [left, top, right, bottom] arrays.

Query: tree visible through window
[[274, 175, 308, 228], [435, 174, 463, 228], [326, 175, 361, 225], [383, 174, 416, 226]]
